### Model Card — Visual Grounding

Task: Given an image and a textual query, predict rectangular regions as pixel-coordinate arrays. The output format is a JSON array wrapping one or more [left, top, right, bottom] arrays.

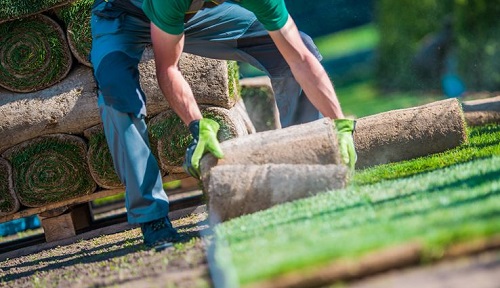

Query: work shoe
[[140, 216, 180, 250]]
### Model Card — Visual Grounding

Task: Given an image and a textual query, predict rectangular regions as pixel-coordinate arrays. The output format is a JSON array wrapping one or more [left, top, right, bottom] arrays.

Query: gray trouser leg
[[98, 96, 169, 224]]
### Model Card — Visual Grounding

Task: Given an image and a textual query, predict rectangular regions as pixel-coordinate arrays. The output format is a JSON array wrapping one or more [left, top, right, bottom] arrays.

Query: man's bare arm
[[268, 16, 345, 119], [150, 23, 202, 125]]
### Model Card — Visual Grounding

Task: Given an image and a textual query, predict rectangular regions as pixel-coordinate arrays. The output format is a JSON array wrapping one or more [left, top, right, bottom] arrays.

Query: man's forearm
[[151, 23, 202, 125], [157, 67, 202, 125]]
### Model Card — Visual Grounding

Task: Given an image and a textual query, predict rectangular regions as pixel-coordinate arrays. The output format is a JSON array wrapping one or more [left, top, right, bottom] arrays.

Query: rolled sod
[[149, 105, 249, 175], [0, 158, 20, 216], [56, 0, 93, 67], [234, 98, 257, 134], [462, 95, 500, 126], [0, 14, 73, 93], [207, 164, 350, 223], [83, 124, 123, 190], [200, 118, 342, 183], [0, 0, 73, 23], [354, 98, 468, 169], [141, 48, 242, 109], [1, 134, 96, 207], [240, 76, 281, 132]]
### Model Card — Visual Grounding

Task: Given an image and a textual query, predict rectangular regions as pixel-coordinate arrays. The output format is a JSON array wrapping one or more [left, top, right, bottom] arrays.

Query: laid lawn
[[214, 123, 500, 286]]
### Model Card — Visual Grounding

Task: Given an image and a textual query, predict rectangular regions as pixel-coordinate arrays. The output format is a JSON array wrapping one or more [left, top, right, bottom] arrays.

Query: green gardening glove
[[183, 118, 224, 179], [333, 119, 357, 171]]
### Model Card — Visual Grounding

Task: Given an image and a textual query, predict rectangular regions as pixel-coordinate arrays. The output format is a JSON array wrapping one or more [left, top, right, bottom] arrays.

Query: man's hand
[[333, 119, 357, 171], [183, 118, 224, 179]]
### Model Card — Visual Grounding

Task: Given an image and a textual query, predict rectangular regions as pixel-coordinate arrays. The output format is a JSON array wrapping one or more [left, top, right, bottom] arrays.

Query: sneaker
[[140, 216, 180, 249]]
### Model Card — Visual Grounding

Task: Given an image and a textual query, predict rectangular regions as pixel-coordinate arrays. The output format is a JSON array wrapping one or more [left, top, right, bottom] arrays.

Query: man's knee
[[94, 51, 145, 114]]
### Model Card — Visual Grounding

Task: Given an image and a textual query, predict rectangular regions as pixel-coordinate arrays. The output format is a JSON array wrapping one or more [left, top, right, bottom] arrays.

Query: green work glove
[[333, 119, 357, 171], [183, 118, 224, 179]]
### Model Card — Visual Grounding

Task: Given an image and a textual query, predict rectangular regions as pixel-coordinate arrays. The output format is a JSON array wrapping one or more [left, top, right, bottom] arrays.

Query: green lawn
[[214, 124, 500, 286]]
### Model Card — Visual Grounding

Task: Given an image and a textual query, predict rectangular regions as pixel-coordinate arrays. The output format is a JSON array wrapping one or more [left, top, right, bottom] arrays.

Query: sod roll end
[[0, 157, 20, 216], [207, 164, 350, 223], [84, 124, 123, 189], [2, 134, 97, 207], [0, 14, 73, 93], [354, 98, 468, 169]]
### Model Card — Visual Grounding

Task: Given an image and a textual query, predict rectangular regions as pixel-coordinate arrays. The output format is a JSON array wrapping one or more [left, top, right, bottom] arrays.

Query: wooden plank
[[41, 212, 77, 242], [39, 203, 92, 242], [0, 188, 124, 223]]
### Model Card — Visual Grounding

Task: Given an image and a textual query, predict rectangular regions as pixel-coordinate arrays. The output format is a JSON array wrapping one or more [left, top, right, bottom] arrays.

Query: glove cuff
[[333, 119, 356, 133], [188, 119, 200, 140]]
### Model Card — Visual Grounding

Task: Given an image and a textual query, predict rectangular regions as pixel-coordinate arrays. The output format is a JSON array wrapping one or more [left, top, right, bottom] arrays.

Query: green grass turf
[[0, 0, 71, 21], [214, 124, 500, 285]]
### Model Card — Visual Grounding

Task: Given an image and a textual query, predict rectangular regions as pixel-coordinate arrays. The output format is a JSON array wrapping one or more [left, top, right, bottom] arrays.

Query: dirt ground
[[0, 212, 212, 288], [1, 210, 499, 288]]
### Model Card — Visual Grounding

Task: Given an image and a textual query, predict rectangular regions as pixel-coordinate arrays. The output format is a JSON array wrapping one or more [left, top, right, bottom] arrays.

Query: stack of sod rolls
[[0, 0, 255, 216], [0, 36, 249, 218]]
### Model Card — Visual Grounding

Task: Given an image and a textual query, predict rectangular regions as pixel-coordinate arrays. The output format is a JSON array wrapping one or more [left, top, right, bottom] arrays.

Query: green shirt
[[142, 0, 289, 35]]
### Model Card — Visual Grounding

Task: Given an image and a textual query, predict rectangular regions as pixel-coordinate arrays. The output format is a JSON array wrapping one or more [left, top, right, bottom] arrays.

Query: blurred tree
[[285, 0, 374, 38]]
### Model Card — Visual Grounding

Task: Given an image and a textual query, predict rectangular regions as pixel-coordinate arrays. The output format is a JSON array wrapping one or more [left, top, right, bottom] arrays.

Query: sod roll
[[0, 158, 20, 216], [2, 134, 96, 207], [200, 118, 342, 184], [0, 14, 73, 93], [149, 105, 249, 175], [0, 0, 73, 23], [240, 76, 280, 132], [56, 0, 93, 67], [83, 124, 123, 189], [462, 95, 500, 126], [0, 56, 229, 153], [234, 98, 257, 134], [208, 164, 350, 223], [176, 53, 241, 109], [354, 98, 468, 169]]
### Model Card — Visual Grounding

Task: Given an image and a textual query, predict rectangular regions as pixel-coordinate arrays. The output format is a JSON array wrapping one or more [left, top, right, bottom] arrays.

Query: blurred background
[[239, 0, 500, 118]]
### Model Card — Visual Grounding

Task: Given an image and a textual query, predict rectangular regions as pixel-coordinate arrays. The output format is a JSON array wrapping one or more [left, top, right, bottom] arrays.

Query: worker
[[142, 0, 357, 172], [90, 0, 339, 249]]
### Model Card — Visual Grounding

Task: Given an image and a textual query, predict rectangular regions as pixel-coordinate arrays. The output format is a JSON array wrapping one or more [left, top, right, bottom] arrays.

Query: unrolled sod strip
[[354, 98, 468, 169], [149, 105, 249, 175], [200, 118, 342, 185], [83, 124, 124, 190], [207, 164, 350, 223], [462, 95, 500, 126], [2, 134, 96, 207], [0, 157, 20, 216]]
